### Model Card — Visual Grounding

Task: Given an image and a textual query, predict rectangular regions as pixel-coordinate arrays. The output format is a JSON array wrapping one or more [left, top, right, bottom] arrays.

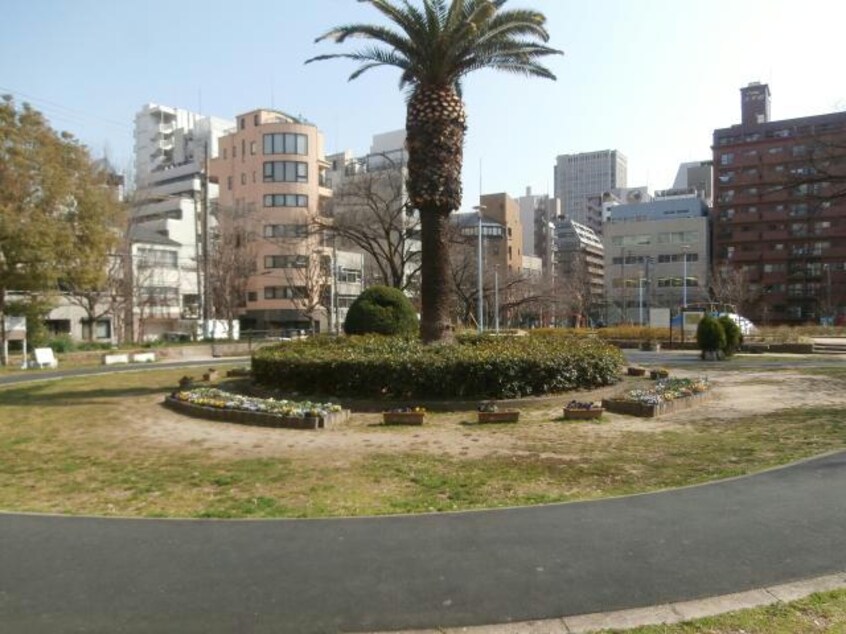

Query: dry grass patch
[[1, 367, 845, 518]]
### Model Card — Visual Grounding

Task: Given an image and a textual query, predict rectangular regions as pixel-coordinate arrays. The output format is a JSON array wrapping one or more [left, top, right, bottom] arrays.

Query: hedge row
[[252, 334, 624, 400]]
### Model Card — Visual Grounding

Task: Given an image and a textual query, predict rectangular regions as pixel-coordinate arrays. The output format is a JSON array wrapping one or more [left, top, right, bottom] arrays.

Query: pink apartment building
[[209, 109, 336, 332]]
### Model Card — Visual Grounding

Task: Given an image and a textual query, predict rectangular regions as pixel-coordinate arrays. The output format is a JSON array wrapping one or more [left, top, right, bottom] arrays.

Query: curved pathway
[[1, 451, 845, 633]]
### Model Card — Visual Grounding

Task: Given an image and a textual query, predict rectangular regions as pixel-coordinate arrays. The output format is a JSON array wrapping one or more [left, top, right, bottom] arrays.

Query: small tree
[[696, 314, 726, 360], [718, 315, 742, 357], [344, 285, 418, 336]]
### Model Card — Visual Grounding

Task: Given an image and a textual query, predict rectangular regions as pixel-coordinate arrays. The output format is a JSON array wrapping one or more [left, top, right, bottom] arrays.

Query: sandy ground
[[116, 370, 846, 462]]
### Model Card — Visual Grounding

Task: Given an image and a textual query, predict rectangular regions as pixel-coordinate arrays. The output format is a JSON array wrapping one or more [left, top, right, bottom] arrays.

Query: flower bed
[[165, 388, 348, 430], [603, 377, 710, 418]]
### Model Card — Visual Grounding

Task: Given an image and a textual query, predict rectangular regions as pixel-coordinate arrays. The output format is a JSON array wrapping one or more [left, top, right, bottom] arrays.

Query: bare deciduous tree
[[318, 154, 421, 292]]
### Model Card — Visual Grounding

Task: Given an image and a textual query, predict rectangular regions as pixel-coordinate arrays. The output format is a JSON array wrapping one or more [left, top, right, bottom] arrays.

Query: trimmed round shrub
[[252, 334, 623, 400], [696, 315, 726, 356], [718, 315, 742, 357], [343, 286, 418, 336]]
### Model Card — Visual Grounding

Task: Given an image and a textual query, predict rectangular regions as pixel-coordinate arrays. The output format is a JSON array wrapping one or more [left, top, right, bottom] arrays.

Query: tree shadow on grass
[[0, 383, 170, 407]]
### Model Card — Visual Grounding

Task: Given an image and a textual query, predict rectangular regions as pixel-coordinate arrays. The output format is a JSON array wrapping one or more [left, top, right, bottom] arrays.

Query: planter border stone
[[164, 395, 349, 430]]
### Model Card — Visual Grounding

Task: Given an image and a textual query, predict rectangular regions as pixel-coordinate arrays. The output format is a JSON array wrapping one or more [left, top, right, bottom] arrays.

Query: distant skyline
[[2, 0, 845, 211]]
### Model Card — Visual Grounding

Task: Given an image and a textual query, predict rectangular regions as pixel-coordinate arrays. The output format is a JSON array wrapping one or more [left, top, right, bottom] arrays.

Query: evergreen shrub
[[252, 334, 623, 400], [696, 315, 726, 358], [718, 315, 743, 357], [343, 285, 418, 336]]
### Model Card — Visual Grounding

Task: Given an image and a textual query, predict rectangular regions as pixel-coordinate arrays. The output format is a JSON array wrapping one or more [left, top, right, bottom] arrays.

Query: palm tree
[[307, 0, 562, 343]]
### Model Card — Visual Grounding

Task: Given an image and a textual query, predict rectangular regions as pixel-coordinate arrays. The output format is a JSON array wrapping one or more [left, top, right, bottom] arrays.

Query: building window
[[222, 148, 227, 160], [137, 247, 178, 269], [263, 161, 308, 183], [82, 319, 111, 340], [263, 133, 308, 156], [241, 173, 246, 185], [264, 254, 308, 269], [337, 267, 361, 283], [227, 176, 233, 190], [611, 234, 651, 247], [720, 153, 734, 166], [254, 114, 259, 126], [250, 141, 256, 155], [263, 194, 308, 208], [247, 291, 257, 302], [264, 286, 307, 300], [233, 145, 237, 158], [240, 118, 245, 130], [263, 224, 309, 239]]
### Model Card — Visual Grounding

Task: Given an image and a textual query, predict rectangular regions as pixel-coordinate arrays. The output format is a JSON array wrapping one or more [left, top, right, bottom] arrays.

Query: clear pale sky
[[2, 0, 845, 211]]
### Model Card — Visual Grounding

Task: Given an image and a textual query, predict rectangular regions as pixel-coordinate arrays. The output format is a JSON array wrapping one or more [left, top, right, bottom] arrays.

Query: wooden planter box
[[627, 366, 647, 377], [650, 370, 670, 380], [564, 407, 604, 420], [639, 341, 661, 352], [477, 410, 520, 424], [383, 412, 425, 425]]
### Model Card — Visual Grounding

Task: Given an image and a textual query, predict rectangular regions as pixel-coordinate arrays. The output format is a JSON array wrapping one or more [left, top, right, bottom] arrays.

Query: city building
[[672, 160, 714, 205], [326, 130, 420, 294], [517, 187, 560, 279], [132, 104, 233, 334], [712, 82, 846, 323], [603, 194, 710, 324], [554, 218, 605, 325], [553, 150, 628, 233], [210, 108, 362, 333], [479, 193, 524, 273]]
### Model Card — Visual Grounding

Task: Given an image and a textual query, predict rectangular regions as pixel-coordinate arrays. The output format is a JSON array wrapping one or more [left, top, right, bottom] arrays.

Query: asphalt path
[[2, 451, 845, 633], [0, 356, 249, 387]]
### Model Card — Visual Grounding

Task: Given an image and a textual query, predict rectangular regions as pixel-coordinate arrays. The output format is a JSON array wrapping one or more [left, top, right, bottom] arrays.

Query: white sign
[[3, 316, 27, 340]]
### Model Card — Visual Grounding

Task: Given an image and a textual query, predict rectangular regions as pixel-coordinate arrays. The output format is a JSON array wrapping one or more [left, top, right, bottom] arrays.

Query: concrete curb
[[372, 571, 846, 633]]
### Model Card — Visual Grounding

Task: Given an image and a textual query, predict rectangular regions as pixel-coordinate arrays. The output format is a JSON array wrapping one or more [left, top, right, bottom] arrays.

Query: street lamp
[[494, 264, 500, 333], [473, 205, 486, 333], [681, 244, 691, 309], [638, 277, 645, 326]]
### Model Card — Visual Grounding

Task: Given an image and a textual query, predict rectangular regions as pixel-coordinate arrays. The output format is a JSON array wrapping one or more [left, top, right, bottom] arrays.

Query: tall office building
[[713, 82, 846, 323], [553, 150, 627, 233]]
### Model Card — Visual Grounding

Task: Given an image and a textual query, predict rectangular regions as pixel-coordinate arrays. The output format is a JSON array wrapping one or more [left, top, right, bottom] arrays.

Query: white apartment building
[[132, 103, 234, 336], [554, 150, 628, 233]]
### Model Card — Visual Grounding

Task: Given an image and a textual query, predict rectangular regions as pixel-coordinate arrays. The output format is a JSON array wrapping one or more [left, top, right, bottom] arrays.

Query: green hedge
[[252, 334, 623, 400], [344, 285, 418, 336]]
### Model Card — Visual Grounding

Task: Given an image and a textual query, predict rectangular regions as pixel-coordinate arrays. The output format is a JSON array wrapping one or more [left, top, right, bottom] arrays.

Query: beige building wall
[[480, 193, 523, 274], [209, 110, 333, 330]]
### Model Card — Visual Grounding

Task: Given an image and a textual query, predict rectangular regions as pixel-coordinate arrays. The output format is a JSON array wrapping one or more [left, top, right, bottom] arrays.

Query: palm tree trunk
[[406, 85, 466, 344], [418, 206, 453, 343]]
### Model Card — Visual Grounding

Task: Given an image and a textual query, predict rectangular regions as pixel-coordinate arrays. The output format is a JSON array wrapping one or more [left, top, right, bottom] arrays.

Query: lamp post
[[473, 205, 486, 333], [638, 277, 645, 326], [494, 265, 500, 333], [681, 244, 690, 309]]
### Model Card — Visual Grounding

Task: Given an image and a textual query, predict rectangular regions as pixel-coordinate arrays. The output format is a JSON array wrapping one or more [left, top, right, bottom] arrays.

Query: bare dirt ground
[[116, 369, 846, 463]]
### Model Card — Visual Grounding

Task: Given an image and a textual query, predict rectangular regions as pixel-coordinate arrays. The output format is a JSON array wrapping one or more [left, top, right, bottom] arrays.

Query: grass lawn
[[604, 589, 846, 633], [0, 366, 845, 518]]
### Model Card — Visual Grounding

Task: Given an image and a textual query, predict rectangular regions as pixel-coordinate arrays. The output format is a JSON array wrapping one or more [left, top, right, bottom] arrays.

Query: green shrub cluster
[[252, 334, 623, 400], [696, 315, 743, 358], [343, 286, 418, 336]]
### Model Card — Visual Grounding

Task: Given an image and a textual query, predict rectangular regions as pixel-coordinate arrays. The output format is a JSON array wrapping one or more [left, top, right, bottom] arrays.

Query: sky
[[2, 0, 846, 212]]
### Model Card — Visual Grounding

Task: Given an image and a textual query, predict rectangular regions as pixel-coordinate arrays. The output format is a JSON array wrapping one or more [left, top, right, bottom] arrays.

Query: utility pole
[[201, 141, 211, 339]]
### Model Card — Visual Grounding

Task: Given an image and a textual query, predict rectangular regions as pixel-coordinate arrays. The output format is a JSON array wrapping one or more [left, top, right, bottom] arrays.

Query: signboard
[[649, 308, 670, 329], [3, 316, 26, 341]]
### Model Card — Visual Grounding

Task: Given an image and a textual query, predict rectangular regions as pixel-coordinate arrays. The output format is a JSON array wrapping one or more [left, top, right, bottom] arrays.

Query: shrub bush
[[696, 315, 726, 357], [252, 334, 623, 400], [343, 286, 418, 336], [46, 334, 76, 353], [718, 315, 742, 357]]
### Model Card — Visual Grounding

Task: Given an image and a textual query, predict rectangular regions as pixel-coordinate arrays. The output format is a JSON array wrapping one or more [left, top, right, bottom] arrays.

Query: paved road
[[2, 451, 845, 633], [0, 356, 249, 387]]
